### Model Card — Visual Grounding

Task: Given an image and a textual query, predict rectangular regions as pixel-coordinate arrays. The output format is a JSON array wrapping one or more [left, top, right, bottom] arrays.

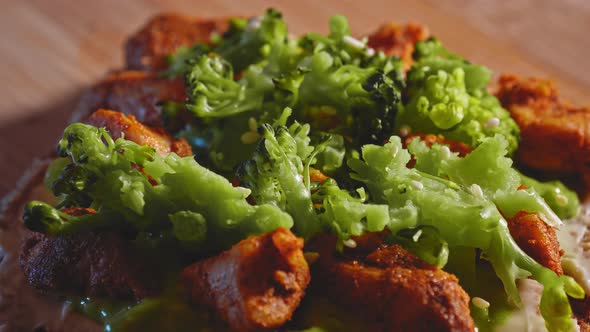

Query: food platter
[[2, 6, 590, 332]]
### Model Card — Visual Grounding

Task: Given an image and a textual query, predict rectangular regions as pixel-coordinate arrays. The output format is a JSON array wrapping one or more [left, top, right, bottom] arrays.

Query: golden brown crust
[[182, 228, 310, 331], [125, 13, 230, 71], [506, 211, 563, 275], [314, 242, 475, 332], [86, 109, 192, 157], [367, 22, 430, 71], [572, 296, 590, 332], [495, 74, 590, 187]]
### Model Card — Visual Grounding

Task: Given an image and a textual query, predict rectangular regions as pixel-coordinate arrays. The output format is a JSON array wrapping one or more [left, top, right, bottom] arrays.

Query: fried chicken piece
[[72, 71, 187, 128], [495, 74, 590, 186], [506, 211, 563, 275], [182, 228, 310, 332], [19, 210, 162, 300], [572, 296, 590, 332], [367, 22, 430, 71], [125, 13, 229, 71], [86, 109, 192, 157], [314, 242, 475, 332]]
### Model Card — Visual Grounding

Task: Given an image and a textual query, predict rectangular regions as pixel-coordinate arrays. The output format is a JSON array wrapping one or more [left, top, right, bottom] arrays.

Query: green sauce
[[444, 247, 515, 331], [69, 296, 215, 332]]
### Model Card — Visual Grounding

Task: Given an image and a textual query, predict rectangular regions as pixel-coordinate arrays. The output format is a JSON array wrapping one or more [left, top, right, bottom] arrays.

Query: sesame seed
[[484, 117, 500, 129], [248, 117, 258, 132], [343, 238, 357, 248], [440, 146, 451, 159], [247, 17, 261, 30], [411, 180, 424, 190], [399, 125, 412, 137], [472, 297, 490, 309], [240, 131, 260, 144], [469, 184, 484, 199], [342, 35, 365, 50], [412, 229, 423, 242], [555, 194, 569, 207], [236, 187, 252, 198]]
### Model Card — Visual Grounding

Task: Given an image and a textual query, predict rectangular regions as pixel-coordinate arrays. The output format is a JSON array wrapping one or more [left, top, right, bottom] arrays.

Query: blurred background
[[1, 0, 589, 197]]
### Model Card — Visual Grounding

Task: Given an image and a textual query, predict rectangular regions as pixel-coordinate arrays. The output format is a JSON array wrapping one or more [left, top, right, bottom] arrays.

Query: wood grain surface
[[1, 0, 588, 197]]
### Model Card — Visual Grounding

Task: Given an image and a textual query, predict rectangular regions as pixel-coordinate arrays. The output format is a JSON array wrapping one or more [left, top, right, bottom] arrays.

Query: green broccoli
[[396, 38, 520, 154], [25, 123, 293, 254], [237, 109, 390, 243]]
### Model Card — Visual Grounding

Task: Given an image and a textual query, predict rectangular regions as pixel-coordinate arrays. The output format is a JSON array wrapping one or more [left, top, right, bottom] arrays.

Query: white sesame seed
[[555, 194, 569, 207], [412, 229, 423, 242], [343, 238, 357, 248], [484, 117, 500, 129], [472, 297, 490, 309], [399, 125, 412, 137], [440, 146, 451, 160], [469, 184, 484, 199], [246, 17, 261, 30], [411, 180, 424, 190], [235, 187, 252, 198], [248, 117, 258, 132], [365, 47, 376, 57], [342, 35, 366, 50], [240, 131, 260, 144]]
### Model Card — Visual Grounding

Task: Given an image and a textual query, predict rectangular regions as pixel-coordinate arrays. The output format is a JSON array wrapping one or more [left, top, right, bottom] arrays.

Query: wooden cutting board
[[1, 0, 589, 197]]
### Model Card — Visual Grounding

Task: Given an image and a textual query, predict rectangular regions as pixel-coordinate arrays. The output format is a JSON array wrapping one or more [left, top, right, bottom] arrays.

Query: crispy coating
[[572, 296, 590, 332], [367, 22, 430, 71], [125, 13, 229, 71], [182, 228, 310, 332], [507, 211, 563, 275], [314, 241, 475, 332], [495, 74, 590, 186], [86, 109, 192, 157], [19, 227, 162, 300], [72, 70, 187, 128]]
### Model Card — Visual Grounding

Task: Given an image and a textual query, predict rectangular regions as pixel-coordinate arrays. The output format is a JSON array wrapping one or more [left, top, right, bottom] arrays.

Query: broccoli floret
[[237, 109, 391, 243], [397, 38, 520, 154], [215, 9, 289, 73], [185, 55, 271, 118], [24, 123, 293, 254], [177, 12, 404, 173], [162, 43, 211, 78], [237, 109, 321, 237]]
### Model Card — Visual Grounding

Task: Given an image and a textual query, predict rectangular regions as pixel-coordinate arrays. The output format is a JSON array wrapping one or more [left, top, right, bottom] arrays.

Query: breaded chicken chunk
[[182, 228, 310, 332], [125, 13, 229, 71], [367, 22, 430, 71], [72, 71, 186, 128], [86, 109, 192, 157], [507, 211, 563, 275], [20, 213, 163, 300], [314, 241, 475, 332], [495, 74, 590, 186], [572, 296, 590, 332]]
